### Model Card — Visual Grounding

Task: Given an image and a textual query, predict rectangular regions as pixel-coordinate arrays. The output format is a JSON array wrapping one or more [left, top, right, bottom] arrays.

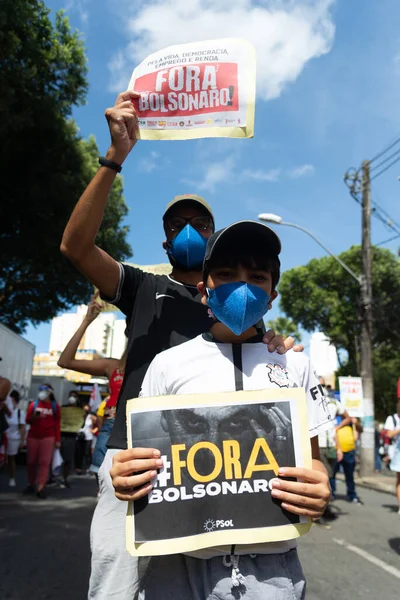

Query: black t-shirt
[[104, 264, 212, 449]]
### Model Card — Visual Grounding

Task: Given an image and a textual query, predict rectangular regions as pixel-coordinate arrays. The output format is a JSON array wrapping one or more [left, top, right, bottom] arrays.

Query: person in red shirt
[[25, 383, 61, 499]]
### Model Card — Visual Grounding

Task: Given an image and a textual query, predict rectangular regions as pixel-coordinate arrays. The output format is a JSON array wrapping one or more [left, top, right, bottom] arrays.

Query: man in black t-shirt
[[61, 91, 302, 600]]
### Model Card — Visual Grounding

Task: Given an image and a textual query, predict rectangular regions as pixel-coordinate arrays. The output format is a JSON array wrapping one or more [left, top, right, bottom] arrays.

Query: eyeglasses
[[166, 216, 213, 234]]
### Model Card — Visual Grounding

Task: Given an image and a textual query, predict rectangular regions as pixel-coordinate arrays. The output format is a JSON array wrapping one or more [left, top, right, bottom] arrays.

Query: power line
[[345, 165, 400, 235], [371, 204, 400, 235], [370, 155, 400, 182], [370, 135, 400, 164], [372, 194, 400, 228], [370, 147, 400, 174], [375, 233, 400, 246]]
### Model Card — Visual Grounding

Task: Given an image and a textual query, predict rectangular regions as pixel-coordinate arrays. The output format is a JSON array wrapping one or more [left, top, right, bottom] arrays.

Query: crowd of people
[[1, 87, 400, 600]]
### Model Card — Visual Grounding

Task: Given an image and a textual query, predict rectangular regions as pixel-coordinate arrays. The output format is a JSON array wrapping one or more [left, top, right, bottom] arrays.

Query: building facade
[[309, 331, 339, 386]]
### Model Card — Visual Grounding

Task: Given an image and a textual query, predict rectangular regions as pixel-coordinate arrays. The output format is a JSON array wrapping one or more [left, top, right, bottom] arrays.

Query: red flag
[[397, 377, 400, 399]]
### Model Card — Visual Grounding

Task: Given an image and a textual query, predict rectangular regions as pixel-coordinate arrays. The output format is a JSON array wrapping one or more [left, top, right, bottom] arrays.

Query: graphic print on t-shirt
[[266, 363, 292, 388]]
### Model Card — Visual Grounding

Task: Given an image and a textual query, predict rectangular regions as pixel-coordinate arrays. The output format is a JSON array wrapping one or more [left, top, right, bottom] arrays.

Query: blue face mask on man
[[167, 224, 207, 270], [207, 281, 271, 336]]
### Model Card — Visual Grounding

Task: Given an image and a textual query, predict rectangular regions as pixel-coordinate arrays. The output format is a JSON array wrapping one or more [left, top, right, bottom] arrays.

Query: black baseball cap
[[203, 220, 281, 277]]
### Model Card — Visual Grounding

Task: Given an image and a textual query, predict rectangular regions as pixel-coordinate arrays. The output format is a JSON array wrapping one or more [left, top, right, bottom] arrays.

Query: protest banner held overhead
[[338, 377, 364, 417], [60, 406, 84, 433], [126, 389, 312, 557], [128, 39, 256, 140]]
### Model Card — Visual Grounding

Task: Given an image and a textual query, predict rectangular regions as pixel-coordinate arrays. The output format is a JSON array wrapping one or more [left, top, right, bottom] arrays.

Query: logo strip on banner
[[128, 38, 256, 140]]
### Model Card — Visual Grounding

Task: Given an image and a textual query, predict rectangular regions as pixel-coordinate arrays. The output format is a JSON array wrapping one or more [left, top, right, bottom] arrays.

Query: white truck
[[0, 323, 35, 409]]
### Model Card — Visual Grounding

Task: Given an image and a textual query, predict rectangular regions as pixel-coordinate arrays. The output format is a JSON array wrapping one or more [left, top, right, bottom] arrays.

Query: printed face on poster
[[126, 389, 312, 557], [338, 377, 364, 417], [128, 38, 256, 140]]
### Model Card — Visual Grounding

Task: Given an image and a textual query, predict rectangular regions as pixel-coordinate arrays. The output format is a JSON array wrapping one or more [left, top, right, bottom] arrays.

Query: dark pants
[[75, 439, 92, 472], [330, 450, 357, 500]]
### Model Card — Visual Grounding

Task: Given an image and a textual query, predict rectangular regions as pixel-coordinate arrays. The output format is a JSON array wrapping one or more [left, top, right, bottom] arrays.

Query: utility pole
[[359, 160, 375, 477]]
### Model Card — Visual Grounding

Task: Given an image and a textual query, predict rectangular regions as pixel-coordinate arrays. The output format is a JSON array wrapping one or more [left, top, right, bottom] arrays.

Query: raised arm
[[60, 91, 139, 299], [335, 409, 351, 431], [57, 297, 118, 378]]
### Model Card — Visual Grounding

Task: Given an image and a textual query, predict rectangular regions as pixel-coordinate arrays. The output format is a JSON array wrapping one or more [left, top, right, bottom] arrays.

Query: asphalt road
[[0, 469, 399, 600]]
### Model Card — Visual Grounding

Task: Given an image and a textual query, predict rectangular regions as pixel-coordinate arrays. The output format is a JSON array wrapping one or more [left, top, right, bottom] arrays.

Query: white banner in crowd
[[89, 382, 102, 411], [338, 377, 364, 417], [128, 38, 256, 140]]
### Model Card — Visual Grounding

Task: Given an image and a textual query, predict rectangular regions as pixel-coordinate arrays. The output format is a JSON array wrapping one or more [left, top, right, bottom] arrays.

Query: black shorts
[[61, 434, 77, 463]]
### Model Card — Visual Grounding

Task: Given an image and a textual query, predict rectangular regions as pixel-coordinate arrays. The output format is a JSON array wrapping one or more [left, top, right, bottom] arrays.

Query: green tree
[[0, 2, 132, 333], [266, 317, 301, 343], [279, 245, 400, 416]]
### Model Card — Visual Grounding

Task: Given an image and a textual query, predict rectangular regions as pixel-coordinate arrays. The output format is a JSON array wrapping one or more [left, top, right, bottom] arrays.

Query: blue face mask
[[207, 282, 271, 336], [168, 224, 207, 270]]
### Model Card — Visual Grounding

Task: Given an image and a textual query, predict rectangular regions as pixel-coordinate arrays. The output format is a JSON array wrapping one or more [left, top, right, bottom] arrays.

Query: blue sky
[[25, 0, 400, 352]]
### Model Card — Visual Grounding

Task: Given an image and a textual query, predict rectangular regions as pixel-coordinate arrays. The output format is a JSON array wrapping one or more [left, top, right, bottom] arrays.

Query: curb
[[337, 473, 396, 496]]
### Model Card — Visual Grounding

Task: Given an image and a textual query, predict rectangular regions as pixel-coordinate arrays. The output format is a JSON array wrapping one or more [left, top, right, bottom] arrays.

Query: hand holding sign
[[84, 294, 103, 324], [104, 91, 140, 164], [271, 466, 331, 520], [128, 38, 256, 140], [111, 447, 163, 502]]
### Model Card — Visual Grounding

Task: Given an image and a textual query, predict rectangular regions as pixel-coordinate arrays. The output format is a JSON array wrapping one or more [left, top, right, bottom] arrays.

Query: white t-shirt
[[6, 406, 26, 441], [384, 413, 400, 435], [318, 400, 346, 449], [140, 334, 332, 557], [79, 414, 93, 441]]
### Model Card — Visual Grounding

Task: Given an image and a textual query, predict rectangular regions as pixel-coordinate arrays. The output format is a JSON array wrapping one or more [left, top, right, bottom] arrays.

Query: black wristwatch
[[98, 156, 122, 173]]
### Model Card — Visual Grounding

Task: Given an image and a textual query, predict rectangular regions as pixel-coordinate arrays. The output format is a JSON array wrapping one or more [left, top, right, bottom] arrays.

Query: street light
[[258, 212, 374, 477], [258, 214, 362, 284]]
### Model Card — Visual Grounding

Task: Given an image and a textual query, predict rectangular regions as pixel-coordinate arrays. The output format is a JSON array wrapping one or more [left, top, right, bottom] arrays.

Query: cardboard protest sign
[[126, 389, 312, 557], [338, 377, 364, 417], [60, 406, 84, 433], [128, 38, 256, 140]]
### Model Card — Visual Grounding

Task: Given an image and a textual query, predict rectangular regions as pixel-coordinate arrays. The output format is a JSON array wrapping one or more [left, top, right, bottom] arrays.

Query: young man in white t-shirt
[[111, 221, 332, 599]]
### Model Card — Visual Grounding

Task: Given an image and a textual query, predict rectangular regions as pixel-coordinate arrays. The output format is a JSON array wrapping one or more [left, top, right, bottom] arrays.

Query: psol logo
[[203, 518, 234, 532]]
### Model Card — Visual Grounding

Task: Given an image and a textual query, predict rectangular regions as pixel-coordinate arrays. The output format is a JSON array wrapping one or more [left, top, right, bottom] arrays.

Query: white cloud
[[182, 157, 315, 191], [109, 0, 335, 99], [185, 156, 236, 192], [242, 168, 281, 182], [289, 164, 315, 178], [66, 0, 89, 24], [138, 151, 160, 173]]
